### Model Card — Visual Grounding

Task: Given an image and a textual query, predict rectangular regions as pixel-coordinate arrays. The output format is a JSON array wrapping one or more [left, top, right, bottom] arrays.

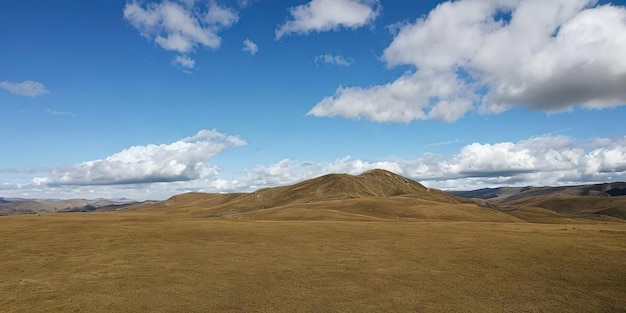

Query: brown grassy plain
[[2, 212, 625, 313]]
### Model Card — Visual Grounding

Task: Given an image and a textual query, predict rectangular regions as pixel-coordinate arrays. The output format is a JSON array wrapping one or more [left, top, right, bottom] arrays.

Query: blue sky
[[2, 0, 626, 200]]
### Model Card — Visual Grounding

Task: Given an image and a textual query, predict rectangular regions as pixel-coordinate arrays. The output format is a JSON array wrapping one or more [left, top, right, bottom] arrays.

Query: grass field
[[2, 212, 625, 312]]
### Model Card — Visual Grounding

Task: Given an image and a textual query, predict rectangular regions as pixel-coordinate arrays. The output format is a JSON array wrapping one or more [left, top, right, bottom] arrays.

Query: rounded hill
[[140, 169, 519, 222]]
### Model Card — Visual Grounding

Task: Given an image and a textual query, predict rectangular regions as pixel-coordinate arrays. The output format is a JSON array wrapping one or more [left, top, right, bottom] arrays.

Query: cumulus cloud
[[153, 134, 619, 191], [242, 38, 258, 55], [215, 157, 403, 192], [309, 0, 626, 122], [204, 135, 626, 193], [205, 0, 239, 28], [5, 134, 626, 200], [172, 54, 196, 69], [123, 0, 238, 68], [314, 54, 354, 67], [406, 135, 626, 189], [275, 0, 381, 39], [40, 129, 246, 186], [0, 80, 49, 97], [310, 70, 474, 122]]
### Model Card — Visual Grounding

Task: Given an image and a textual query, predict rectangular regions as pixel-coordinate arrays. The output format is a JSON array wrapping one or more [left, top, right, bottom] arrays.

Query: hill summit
[[247, 168, 456, 205], [148, 169, 518, 222]]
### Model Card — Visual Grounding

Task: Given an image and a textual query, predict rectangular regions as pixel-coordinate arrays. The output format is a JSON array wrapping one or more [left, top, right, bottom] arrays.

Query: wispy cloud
[[314, 54, 354, 67], [237, 0, 258, 8], [426, 139, 459, 147], [47, 109, 75, 117], [242, 38, 258, 56], [0, 80, 49, 97], [276, 0, 381, 39]]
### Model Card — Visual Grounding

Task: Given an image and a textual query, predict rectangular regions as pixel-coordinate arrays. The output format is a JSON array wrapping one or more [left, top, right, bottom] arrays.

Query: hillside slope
[[450, 182, 626, 201], [136, 169, 519, 222], [451, 182, 626, 222]]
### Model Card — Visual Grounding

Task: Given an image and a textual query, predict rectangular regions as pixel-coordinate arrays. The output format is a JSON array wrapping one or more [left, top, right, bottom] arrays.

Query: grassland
[[2, 212, 625, 312]]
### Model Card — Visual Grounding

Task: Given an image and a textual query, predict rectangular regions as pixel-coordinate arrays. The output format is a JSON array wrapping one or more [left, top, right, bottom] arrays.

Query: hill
[[450, 182, 626, 222], [450, 182, 626, 200], [4, 171, 624, 223], [2, 172, 625, 312], [135, 169, 520, 222]]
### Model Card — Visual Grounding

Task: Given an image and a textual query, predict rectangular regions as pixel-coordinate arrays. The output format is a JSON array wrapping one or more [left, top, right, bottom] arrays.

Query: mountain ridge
[[3, 170, 625, 222], [0, 198, 143, 216], [139, 169, 518, 222], [449, 182, 626, 201], [450, 182, 626, 222]]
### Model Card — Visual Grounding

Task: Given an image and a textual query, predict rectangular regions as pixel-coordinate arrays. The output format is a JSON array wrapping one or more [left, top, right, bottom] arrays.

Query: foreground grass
[[1, 213, 625, 312]]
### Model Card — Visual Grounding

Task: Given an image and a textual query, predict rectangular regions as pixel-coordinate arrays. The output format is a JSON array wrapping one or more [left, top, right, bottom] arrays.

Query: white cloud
[[172, 54, 196, 69], [426, 139, 459, 147], [123, 0, 238, 54], [0, 80, 49, 97], [275, 0, 381, 39], [310, 0, 626, 122], [242, 38, 258, 55], [237, 0, 258, 8], [314, 54, 354, 67], [40, 129, 246, 186], [204, 1, 239, 28], [47, 109, 75, 117], [5, 134, 626, 200], [217, 157, 403, 192], [309, 70, 474, 122], [193, 135, 626, 193], [408, 135, 626, 189], [32, 177, 49, 186]]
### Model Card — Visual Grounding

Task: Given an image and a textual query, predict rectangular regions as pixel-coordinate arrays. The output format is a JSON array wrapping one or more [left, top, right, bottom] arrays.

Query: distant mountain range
[[2, 171, 625, 222], [449, 182, 626, 200], [0, 197, 146, 216], [449, 182, 626, 222]]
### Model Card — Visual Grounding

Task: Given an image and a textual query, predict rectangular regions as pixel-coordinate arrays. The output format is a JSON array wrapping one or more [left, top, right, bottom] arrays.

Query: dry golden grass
[[152, 169, 464, 218], [233, 197, 522, 222], [127, 170, 625, 224], [147, 195, 521, 222], [2, 212, 625, 312], [135, 169, 519, 223]]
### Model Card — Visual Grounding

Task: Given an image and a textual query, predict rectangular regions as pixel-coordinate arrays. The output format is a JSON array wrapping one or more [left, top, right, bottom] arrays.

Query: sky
[[2, 0, 626, 200]]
